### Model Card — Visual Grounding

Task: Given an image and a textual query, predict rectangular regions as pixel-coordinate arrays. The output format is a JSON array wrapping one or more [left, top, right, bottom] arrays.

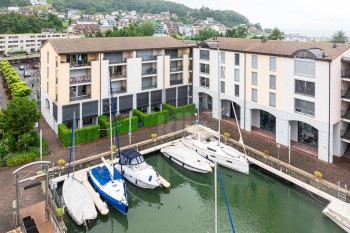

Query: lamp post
[[195, 112, 199, 125], [277, 143, 280, 161]]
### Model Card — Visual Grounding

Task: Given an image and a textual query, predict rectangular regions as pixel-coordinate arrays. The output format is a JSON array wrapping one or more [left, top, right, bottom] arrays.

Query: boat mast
[[214, 161, 218, 233], [108, 80, 114, 182], [217, 43, 221, 144], [231, 102, 248, 157], [67, 112, 75, 177]]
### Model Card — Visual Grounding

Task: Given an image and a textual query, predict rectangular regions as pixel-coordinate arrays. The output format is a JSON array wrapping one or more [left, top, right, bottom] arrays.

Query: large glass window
[[295, 80, 315, 97], [260, 110, 276, 133], [200, 50, 209, 60], [235, 53, 240, 66], [298, 122, 318, 148], [294, 98, 315, 116], [200, 63, 210, 74], [294, 59, 315, 77], [200, 77, 210, 88]]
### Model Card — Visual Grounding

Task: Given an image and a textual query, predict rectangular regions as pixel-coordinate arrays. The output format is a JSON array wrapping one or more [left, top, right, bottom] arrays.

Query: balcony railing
[[112, 86, 127, 94], [70, 76, 91, 84], [69, 61, 91, 68], [110, 72, 127, 79], [104, 58, 126, 64], [142, 83, 157, 90], [200, 68, 210, 74], [170, 79, 183, 85], [137, 55, 157, 61], [170, 66, 183, 72], [168, 54, 183, 59], [188, 66, 193, 72], [342, 69, 350, 78], [70, 95, 91, 101], [142, 68, 157, 76]]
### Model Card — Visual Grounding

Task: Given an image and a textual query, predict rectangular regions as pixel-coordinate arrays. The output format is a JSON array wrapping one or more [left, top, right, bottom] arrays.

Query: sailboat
[[88, 80, 128, 215], [62, 113, 97, 225]]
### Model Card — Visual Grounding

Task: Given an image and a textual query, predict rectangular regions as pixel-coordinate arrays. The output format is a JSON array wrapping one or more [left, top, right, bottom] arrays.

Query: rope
[[306, 189, 329, 205], [217, 167, 236, 233]]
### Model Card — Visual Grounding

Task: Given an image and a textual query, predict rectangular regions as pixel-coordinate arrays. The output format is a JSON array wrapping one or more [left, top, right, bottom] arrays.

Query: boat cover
[[120, 149, 145, 165], [90, 166, 123, 186]]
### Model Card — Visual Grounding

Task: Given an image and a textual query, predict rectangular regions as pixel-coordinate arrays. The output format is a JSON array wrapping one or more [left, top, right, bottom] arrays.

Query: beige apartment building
[[40, 36, 191, 132]]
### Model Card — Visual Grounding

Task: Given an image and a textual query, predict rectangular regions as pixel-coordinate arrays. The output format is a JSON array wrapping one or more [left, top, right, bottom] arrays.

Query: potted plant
[[224, 132, 230, 139], [263, 149, 270, 157], [314, 171, 323, 180], [151, 133, 157, 141], [110, 145, 116, 151], [56, 207, 64, 221], [36, 170, 45, 181], [57, 159, 66, 168]]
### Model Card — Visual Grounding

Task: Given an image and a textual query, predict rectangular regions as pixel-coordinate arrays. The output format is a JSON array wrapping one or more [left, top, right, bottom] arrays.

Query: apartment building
[[40, 36, 191, 133], [0, 33, 82, 55], [192, 37, 350, 162]]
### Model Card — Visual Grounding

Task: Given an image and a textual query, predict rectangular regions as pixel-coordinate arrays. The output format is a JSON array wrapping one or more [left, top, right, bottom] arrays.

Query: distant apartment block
[[153, 24, 165, 34], [40, 37, 191, 133], [30, 0, 47, 5], [0, 33, 81, 55]]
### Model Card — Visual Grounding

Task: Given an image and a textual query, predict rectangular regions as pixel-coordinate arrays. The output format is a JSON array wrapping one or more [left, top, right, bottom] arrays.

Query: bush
[[8, 50, 26, 55], [57, 159, 66, 166], [58, 124, 100, 147], [0, 62, 31, 97], [133, 109, 169, 127], [162, 103, 196, 120], [6, 151, 38, 167], [16, 132, 35, 152], [314, 171, 323, 177], [98, 115, 138, 137]]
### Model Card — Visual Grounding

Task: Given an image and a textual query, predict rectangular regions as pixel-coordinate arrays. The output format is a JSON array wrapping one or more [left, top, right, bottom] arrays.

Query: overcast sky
[[167, 0, 350, 37]]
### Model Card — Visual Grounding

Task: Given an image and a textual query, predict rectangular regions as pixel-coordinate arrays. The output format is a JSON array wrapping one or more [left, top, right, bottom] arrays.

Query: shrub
[[6, 151, 37, 167], [16, 132, 35, 152], [224, 132, 230, 138], [133, 109, 169, 127], [314, 171, 323, 177], [58, 124, 100, 147], [0, 62, 31, 97], [98, 115, 138, 137], [8, 50, 26, 55], [162, 103, 196, 120]]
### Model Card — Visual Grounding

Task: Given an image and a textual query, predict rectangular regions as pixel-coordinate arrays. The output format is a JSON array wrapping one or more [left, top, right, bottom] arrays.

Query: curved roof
[[203, 38, 350, 60]]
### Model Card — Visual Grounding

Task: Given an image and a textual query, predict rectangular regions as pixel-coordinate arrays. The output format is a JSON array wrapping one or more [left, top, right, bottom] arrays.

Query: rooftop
[[204, 37, 350, 60], [46, 36, 189, 54]]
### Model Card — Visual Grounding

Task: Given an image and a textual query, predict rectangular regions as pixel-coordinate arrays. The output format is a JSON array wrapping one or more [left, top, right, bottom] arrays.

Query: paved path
[[1, 113, 350, 232]]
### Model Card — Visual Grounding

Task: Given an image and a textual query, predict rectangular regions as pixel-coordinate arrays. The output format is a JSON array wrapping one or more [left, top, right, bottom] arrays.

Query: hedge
[[98, 115, 138, 137], [6, 152, 37, 167], [133, 109, 169, 127], [162, 103, 196, 119], [58, 124, 100, 147]]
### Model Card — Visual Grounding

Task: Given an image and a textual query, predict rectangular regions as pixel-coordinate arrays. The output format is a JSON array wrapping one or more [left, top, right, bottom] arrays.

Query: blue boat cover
[[120, 149, 144, 165], [91, 166, 123, 186]]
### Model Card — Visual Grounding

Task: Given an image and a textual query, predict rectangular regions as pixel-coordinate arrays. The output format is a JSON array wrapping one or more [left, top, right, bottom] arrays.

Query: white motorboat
[[161, 141, 213, 173], [63, 113, 97, 225], [115, 149, 162, 189], [181, 125, 249, 174], [323, 199, 350, 233]]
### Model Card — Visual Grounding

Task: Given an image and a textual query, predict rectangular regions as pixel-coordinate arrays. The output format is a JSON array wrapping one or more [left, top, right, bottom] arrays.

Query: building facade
[[0, 33, 81, 56], [40, 37, 191, 134], [192, 38, 350, 162]]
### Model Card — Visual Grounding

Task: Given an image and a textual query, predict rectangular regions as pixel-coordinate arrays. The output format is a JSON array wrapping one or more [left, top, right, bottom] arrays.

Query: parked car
[[24, 70, 31, 77], [31, 64, 39, 69], [19, 65, 25, 70]]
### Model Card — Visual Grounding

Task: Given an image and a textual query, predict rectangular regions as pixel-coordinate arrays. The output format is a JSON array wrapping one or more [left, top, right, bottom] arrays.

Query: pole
[[231, 102, 248, 157], [45, 164, 49, 218], [197, 108, 199, 124], [214, 162, 218, 233], [288, 124, 291, 164], [39, 129, 42, 161], [129, 110, 132, 145], [278, 147, 280, 161], [217, 45, 221, 143], [15, 173, 20, 227]]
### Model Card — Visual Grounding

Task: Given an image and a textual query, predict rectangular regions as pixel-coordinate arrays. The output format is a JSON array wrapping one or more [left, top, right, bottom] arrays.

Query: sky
[[167, 0, 350, 37]]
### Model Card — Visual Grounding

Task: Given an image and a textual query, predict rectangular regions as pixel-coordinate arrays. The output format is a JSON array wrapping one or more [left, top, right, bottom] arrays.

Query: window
[[269, 75, 276, 89], [200, 50, 209, 60], [83, 117, 93, 126], [220, 52, 225, 64], [47, 82, 49, 93], [220, 66, 225, 79], [200, 63, 210, 74], [235, 84, 239, 97], [295, 98, 315, 116], [200, 77, 210, 88], [294, 59, 315, 77], [47, 51, 49, 64], [252, 88, 257, 102], [252, 72, 258, 85], [269, 93, 276, 107], [235, 53, 240, 66], [295, 80, 315, 97], [47, 67, 49, 79], [252, 55, 258, 69], [45, 99, 50, 110], [55, 56, 58, 68], [269, 57, 276, 71], [234, 69, 240, 82], [221, 81, 225, 93]]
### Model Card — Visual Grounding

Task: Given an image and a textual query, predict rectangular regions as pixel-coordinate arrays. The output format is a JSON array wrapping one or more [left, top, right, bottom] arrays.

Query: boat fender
[[206, 155, 208, 159], [195, 149, 197, 152], [148, 175, 152, 182], [135, 179, 138, 184], [169, 156, 171, 160]]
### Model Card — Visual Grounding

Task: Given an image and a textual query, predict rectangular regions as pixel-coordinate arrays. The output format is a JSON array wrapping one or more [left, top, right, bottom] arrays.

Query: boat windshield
[[129, 156, 145, 165]]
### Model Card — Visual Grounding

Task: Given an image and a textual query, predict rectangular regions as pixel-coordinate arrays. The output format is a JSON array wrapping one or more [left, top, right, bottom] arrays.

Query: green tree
[[331, 30, 348, 44], [268, 27, 284, 40], [52, 0, 65, 12], [194, 28, 220, 41], [140, 21, 155, 36], [234, 25, 248, 38], [0, 97, 41, 139], [225, 29, 236, 38]]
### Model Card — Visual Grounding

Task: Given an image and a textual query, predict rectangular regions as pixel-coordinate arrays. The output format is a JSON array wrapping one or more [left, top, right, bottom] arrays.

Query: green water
[[64, 153, 343, 233]]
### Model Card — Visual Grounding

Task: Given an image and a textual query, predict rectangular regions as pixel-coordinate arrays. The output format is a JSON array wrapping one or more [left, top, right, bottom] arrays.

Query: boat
[[115, 149, 162, 189], [88, 80, 128, 215], [62, 113, 97, 225], [181, 125, 249, 174], [161, 141, 213, 173], [323, 199, 350, 232]]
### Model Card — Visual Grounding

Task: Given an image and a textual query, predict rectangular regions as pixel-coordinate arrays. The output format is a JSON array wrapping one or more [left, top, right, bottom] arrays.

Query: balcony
[[189, 66, 193, 72], [69, 61, 91, 68], [170, 79, 183, 85], [110, 71, 127, 80], [142, 68, 157, 76], [169, 54, 183, 60], [137, 55, 158, 62], [170, 66, 183, 73], [342, 69, 350, 80], [70, 76, 91, 85], [112, 86, 127, 94], [341, 108, 350, 122], [200, 68, 210, 74], [142, 83, 157, 90], [342, 87, 350, 101], [104, 58, 127, 64], [70, 95, 91, 101]]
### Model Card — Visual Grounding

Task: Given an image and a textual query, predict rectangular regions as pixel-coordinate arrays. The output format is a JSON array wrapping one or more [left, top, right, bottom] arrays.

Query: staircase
[[337, 183, 348, 202]]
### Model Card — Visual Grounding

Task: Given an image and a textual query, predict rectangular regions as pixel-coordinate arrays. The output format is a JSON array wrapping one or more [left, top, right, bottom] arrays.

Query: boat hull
[[115, 165, 161, 189]]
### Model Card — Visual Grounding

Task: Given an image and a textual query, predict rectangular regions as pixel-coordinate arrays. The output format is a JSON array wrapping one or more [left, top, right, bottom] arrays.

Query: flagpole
[[231, 102, 247, 157]]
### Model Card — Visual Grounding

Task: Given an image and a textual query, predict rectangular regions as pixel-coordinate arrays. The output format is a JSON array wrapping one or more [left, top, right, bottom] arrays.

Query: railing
[[110, 72, 127, 79], [69, 61, 91, 68], [137, 55, 158, 61], [168, 54, 183, 59], [104, 58, 126, 64], [200, 54, 209, 60], [189, 76, 193, 83], [70, 76, 91, 84], [170, 66, 183, 72], [342, 69, 350, 78], [170, 79, 183, 85], [112, 86, 127, 94], [200, 68, 210, 74], [70, 95, 91, 101], [294, 107, 315, 117], [142, 68, 157, 76], [188, 66, 193, 72], [46, 204, 67, 233], [142, 83, 157, 90]]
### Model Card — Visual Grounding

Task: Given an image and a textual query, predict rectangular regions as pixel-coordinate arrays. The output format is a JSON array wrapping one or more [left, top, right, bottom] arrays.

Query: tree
[[194, 28, 220, 41], [140, 21, 155, 36], [0, 97, 41, 139], [225, 29, 236, 38], [268, 27, 284, 40], [234, 25, 248, 38], [331, 30, 348, 44]]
